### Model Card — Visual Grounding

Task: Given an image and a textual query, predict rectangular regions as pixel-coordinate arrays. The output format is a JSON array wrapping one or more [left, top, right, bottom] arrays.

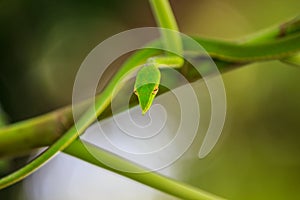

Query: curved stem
[[282, 52, 300, 66], [64, 139, 225, 200], [0, 48, 160, 189], [0, 33, 299, 189], [0, 33, 299, 158], [0, 16, 299, 158], [0, 13, 299, 196]]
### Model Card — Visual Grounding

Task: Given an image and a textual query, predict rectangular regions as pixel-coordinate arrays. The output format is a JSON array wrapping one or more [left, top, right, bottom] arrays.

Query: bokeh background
[[0, 0, 300, 199]]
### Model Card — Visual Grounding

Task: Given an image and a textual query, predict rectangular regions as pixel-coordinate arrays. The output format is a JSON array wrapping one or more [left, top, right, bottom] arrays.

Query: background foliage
[[0, 0, 300, 199]]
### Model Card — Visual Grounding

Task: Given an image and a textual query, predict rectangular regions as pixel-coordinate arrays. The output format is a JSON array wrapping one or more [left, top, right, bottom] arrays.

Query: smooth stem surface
[[282, 52, 300, 66], [0, 16, 299, 158], [0, 48, 160, 189], [0, 13, 299, 198], [64, 139, 225, 200], [0, 31, 299, 189], [0, 106, 72, 157], [0, 34, 299, 157]]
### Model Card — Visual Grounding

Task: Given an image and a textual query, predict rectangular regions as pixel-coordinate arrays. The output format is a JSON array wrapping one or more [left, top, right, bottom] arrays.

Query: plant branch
[[64, 139, 226, 200], [0, 0, 299, 197], [0, 16, 299, 200], [0, 16, 299, 158]]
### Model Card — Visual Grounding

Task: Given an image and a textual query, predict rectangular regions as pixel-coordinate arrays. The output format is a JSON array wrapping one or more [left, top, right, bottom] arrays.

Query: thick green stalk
[[0, 48, 159, 189], [0, 33, 299, 190], [0, 13, 299, 200], [0, 34, 299, 158], [0, 106, 73, 157], [64, 139, 225, 200], [0, 16, 299, 158], [282, 52, 300, 66], [0, 101, 91, 157]]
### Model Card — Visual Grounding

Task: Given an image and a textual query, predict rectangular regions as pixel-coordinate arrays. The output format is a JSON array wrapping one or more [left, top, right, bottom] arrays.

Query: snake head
[[134, 84, 159, 115], [134, 64, 161, 115]]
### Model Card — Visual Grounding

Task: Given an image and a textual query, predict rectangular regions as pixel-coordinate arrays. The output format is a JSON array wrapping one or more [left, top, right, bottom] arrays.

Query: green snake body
[[0, 0, 299, 194], [192, 34, 300, 62], [0, 33, 299, 190]]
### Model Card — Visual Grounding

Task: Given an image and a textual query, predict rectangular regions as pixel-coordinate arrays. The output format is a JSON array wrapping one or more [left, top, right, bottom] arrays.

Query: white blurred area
[[22, 153, 177, 200], [22, 81, 211, 200]]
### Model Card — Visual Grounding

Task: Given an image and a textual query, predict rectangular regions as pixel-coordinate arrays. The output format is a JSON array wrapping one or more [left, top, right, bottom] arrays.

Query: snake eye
[[134, 90, 138, 95], [152, 87, 159, 95]]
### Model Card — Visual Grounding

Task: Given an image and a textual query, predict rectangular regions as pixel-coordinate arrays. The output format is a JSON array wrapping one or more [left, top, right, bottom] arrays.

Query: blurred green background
[[0, 0, 300, 199]]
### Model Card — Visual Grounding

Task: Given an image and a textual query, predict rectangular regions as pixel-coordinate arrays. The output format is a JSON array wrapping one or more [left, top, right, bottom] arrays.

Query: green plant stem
[[0, 0, 298, 196], [0, 15, 299, 195], [0, 47, 160, 189], [0, 35, 299, 191], [0, 106, 72, 157], [0, 101, 90, 157], [0, 35, 300, 157], [64, 139, 225, 200], [0, 18, 299, 158], [282, 52, 300, 66], [1, 15, 300, 158]]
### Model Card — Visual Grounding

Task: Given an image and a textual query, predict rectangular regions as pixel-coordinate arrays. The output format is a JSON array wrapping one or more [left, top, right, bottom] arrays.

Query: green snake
[[0, 0, 299, 191], [133, 34, 300, 114]]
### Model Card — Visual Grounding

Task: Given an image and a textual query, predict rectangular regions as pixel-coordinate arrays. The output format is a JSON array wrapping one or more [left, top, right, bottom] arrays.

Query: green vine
[[0, 1, 299, 199]]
